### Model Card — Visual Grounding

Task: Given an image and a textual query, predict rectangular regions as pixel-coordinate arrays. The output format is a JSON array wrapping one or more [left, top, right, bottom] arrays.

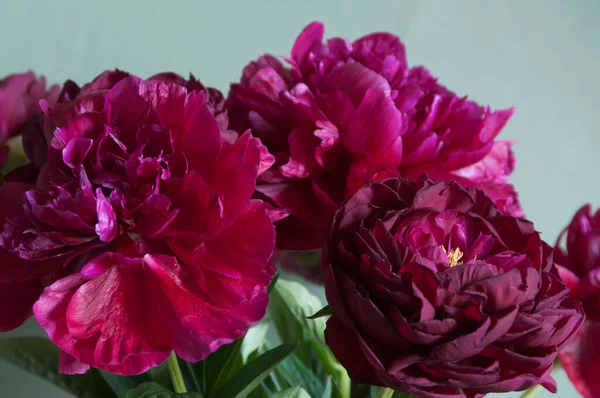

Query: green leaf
[[246, 385, 268, 398], [124, 382, 202, 398], [369, 386, 415, 398], [273, 385, 311, 398], [2, 136, 28, 173], [274, 385, 301, 397], [195, 323, 270, 395], [178, 358, 201, 393], [148, 362, 171, 390], [269, 279, 344, 381], [274, 251, 321, 276], [208, 344, 297, 398], [321, 377, 332, 398], [392, 393, 415, 398], [276, 353, 324, 398], [0, 337, 115, 398], [125, 382, 172, 398], [241, 321, 270, 363], [268, 271, 280, 294], [269, 279, 326, 359], [208, 338, 244, 393], [307, 306, 333, 320], [99, 370, 138, 397], [194, 338, 244, 395]]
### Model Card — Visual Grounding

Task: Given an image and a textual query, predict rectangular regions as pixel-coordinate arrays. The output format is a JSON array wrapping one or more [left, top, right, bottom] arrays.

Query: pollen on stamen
[[440, 245, 464, 267]]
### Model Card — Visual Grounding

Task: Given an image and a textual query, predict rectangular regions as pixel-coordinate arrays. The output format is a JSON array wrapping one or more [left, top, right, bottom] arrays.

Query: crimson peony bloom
[[554, 204, 600, 398], [227, 21, 521, 258], [0, 71, 59, 168], [10, 69, 235, 184], [322, 177, 583, 398], [0, 75, 278, 375]]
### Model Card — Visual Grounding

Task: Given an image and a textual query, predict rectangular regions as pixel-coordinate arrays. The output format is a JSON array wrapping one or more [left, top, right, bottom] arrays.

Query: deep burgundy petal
[[0, 279, 42, 331]]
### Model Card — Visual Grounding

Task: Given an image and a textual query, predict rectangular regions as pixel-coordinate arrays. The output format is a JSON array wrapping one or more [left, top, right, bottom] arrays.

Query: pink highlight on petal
[[58, 351, 90, 375]]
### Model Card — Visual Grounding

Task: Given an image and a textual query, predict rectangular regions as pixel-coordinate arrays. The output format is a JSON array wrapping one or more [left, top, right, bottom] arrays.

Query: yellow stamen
[[440, 245, 464, 267]]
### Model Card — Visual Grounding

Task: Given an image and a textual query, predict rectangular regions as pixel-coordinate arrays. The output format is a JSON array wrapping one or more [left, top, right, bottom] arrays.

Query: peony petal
[[167, 201, 275, 307], [0, 279, 41, 331], [256, 180, 330, 229], [324, 315, 380, 385], [62, 137, 93, 169], [162, 171, 225, 239], [320, 63, 391, 106], [209, 132, 261, 215], [273, 215, 326, 251], [104, 76, 153, 136], [279, 126, 320, 178], [341, 88, 403, 167], [35, 250, 266, 375], [429, 318, 491, 362], [560, 320, 600, 398], [291, 21, 325, 67], [95, 188, 118, 242], [452, 140, 516, 184], [0, 182, 60, 283]]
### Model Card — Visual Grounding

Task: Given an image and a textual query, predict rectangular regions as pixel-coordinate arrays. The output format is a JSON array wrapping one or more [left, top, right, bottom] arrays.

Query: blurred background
[[1, 0, 598, 396]]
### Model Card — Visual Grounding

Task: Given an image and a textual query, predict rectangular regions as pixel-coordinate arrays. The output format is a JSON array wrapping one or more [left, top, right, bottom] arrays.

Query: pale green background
[[1, 0, 598, 396]]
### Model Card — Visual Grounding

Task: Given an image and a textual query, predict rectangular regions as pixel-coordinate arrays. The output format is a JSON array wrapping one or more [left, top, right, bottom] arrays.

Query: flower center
[[441, 245, 464, 267]]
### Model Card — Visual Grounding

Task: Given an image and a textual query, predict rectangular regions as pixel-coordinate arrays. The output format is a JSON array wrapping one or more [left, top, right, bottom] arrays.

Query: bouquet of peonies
[[0, 21, 596, 398]]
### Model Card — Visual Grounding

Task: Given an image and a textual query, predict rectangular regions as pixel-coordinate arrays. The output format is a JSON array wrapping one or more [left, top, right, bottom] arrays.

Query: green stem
[[339, 368, 351, 398], [520, 385, 542, 398], [377, 387, 395, 398], [167, 351, 187, 393]]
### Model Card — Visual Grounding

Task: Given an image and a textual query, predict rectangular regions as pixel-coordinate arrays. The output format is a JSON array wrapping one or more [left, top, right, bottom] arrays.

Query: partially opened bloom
[[322, 177, 583, 398], [554, 204, 600, 398], [0, 71, 59, 168], [227, 21, 521, 260], [0, 182, 61, 332], [1, 75, 278, 375]]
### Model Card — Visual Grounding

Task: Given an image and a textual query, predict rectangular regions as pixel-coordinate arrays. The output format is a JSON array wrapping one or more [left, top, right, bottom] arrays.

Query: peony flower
[[0, 71, 59, 168], [322, 177, 583, 398], [554, 204, 600, 398], [0, 182, 61, 331], [227, 21, 521, 260], [0, 75, 278, 375], [8, 69, 235, 185]]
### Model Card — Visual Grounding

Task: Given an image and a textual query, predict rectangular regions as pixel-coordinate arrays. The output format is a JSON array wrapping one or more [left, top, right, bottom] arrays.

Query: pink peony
[[554, 205, 600, 398], [0, 71, 59, 168], [227, 22, 521, 261], [1, 75, 278, 375]]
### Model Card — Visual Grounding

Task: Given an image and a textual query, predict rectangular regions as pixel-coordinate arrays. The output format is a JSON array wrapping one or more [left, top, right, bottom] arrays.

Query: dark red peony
[[554, 204, 600, 398], [0, 74, 278, 375], [0, 71, 59, 168], [226, 21, 521, 260], [322, 177, 583, 398]]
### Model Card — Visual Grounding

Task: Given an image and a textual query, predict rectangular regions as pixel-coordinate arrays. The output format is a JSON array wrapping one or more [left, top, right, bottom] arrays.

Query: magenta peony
[[322, 177, 583, 398], [0, 75, 278, 375], [0, 71, 59, 168], [554, 205, 600, 398], [9, 69, 235, 184], [227, 21, 521, 257]]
